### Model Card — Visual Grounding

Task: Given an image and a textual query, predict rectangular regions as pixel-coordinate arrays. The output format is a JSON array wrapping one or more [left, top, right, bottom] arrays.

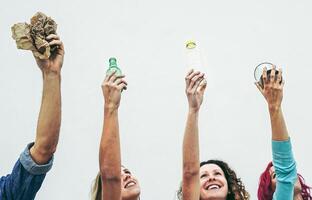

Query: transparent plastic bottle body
[[185, 40, 206, 85], [106, 57, 122, 76], [254, 62, 282, 88], [185, 40, 202, 71]]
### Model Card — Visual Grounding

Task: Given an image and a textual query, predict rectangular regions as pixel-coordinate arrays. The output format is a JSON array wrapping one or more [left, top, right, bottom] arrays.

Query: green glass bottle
[[106, 57, 122, 76]]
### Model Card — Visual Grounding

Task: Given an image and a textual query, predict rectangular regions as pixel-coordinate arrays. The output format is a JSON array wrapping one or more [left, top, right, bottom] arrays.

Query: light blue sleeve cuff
[[19, 142, 54, 175], [272, 138, 292, 154]]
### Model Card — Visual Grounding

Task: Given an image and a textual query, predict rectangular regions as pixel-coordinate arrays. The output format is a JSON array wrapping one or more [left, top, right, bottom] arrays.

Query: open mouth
[[125, 181, 136, 188], [205, 184, 221, 190]]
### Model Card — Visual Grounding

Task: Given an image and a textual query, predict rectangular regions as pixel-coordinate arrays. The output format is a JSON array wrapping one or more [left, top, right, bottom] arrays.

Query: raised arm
[[255, 66, 288, 141], [182, 69, 206, 200], [29, 34, 64, 165], [99, 72, 127, 200], [256, 66, 297, 200]]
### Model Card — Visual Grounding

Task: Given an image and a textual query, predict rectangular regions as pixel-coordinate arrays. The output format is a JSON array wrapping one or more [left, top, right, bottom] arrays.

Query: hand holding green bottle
[[105, 57, 126, 92]]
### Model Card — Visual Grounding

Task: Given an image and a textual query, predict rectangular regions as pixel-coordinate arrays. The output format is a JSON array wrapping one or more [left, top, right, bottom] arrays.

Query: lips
[[124, 180, 136, 188]]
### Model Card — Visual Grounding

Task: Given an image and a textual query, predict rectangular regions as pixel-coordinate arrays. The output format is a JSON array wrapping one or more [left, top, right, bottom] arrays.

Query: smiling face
[[121, 166, 141, 200], [199, 163, 228, 200], [269, 166, 302, 195]]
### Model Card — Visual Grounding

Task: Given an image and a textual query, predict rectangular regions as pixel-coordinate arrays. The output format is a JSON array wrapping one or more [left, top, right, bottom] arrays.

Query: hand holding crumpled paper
[[11, 12, 58, 59]]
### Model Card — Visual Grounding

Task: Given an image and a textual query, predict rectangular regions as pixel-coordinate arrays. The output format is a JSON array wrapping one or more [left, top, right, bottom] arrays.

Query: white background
[[1, 0, 312, 199]]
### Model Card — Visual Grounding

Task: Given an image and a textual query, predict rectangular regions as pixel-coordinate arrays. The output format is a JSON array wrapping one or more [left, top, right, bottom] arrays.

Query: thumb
[[198, 79, 207, 93]]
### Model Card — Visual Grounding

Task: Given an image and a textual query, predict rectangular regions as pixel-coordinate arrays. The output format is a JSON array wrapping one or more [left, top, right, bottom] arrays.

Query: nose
[[123, 173, 131, 182], [208, 176, 216, 182]]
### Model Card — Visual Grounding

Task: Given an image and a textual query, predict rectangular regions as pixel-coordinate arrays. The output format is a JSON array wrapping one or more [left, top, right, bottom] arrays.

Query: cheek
[[120, 178, 126, 186], [135, 181, 140, 189], [295, 179, 302, 190], [222, 178, 229, 191], [215, 176, 228, 195], [199, 186, 209, 200], [132, 177, 139, 186], [199, 178, 207, 188], [199, 178, 208, 196], [199, 178, 204, 185], [271, 179, 277, 191]]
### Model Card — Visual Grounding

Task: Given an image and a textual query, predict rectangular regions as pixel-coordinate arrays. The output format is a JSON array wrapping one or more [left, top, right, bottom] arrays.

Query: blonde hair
[[91, 172, 102, 200], [91, 169, 141, 200]]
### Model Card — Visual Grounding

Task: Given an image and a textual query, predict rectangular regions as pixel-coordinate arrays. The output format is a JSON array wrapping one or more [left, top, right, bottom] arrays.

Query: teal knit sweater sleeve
[[272, 139, 297, 200]]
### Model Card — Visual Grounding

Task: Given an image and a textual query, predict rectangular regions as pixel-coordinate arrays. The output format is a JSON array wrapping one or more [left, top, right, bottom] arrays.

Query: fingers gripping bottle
[[106, 57, 122, 76], [254, 62, 282, 89]]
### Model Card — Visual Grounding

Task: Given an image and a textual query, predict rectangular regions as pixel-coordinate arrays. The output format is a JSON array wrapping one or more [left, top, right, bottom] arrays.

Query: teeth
[[207, 184, 220, 190], [126, 182, 135, 188]]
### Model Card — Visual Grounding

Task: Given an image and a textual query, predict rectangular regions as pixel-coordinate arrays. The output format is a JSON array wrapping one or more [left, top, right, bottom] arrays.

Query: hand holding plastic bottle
[[102, 70, 127, 110], [255, 66, 284, 112], [185, 69, 207, 113]]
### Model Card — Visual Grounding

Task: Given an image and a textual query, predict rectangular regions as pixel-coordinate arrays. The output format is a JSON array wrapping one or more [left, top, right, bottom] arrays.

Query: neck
[[124, 196, 139, 200], [294, 193, 303, 200]]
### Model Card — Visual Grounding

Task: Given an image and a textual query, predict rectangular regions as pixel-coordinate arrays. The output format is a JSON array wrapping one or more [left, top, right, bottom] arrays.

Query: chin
[[201, 191, 227, 200], [123, 187, 141, 199]]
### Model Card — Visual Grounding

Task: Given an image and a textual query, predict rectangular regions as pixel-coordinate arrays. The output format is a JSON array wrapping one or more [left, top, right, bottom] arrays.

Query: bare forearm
[[30, 72, 61, 164], [183, 110, 200, 177], [99, 107, 121, 180], [182, 110, 200, 200], [269, 107, 289, 141]]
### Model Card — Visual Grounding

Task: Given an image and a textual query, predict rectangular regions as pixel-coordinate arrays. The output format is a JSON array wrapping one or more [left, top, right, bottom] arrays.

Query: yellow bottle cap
[[186, 40, 197, 49]]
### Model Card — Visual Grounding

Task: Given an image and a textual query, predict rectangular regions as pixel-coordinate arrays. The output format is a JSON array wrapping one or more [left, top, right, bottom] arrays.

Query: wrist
[[43, 71, 61, 79], [104, 104, 119, 112], [268, 104, 282, 114], [269, 106, 283, 120], [188, 108, 200, 115]]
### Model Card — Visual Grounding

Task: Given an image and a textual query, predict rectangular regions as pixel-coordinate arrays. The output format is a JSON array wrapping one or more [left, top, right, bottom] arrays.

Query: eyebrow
[[200, 169, 222, 174]]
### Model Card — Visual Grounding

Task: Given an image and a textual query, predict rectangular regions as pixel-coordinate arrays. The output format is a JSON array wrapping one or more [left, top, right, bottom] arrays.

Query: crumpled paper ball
[[11, 12, 57, 59]]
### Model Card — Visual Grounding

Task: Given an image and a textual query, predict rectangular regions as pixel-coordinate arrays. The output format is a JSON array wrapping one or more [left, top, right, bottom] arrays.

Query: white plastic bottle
[[185, 40, 206, 85], [185, 40, 202, 71]]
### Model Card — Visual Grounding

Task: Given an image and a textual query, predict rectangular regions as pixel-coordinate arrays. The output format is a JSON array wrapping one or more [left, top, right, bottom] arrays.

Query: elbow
[[34, 133, 59, 158], [183, 170, 200, 180], [100, 173, 121, 184], [34, 143, 57, 158], [100, 165, 121, 183], [183, 163, 200, 180], [275, 164, 298, 184]]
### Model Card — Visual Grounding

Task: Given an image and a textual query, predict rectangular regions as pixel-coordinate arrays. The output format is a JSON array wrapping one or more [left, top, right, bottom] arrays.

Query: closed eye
[[214, 172, 222, 176], [200, 174, 207, 178], [123, 169, 132, 175]]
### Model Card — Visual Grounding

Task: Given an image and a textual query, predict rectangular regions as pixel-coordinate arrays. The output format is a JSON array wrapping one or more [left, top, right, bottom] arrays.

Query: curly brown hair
[[177, 159, 249, 200]]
